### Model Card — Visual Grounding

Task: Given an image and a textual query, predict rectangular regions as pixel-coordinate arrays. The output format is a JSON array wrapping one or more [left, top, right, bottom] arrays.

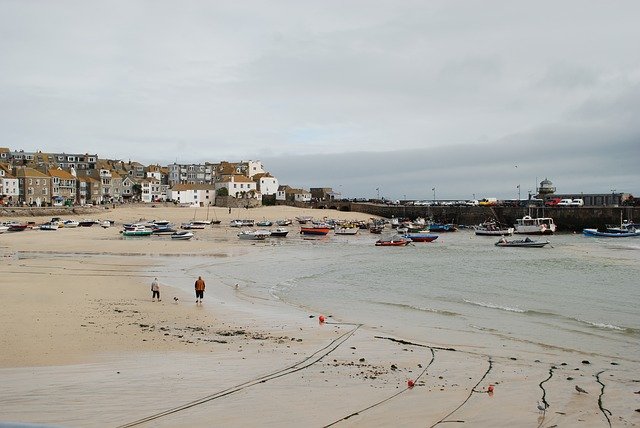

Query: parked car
[[570, 198, 584, 207], [557, 199, 574, 206], [545, 197, 562, 207]]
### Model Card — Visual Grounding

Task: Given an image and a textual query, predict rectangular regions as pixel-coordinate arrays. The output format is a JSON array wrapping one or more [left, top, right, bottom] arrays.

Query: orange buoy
[[319, 315, 325, 324], [407, 379, 415, 388], [487, 385, 494, 393]]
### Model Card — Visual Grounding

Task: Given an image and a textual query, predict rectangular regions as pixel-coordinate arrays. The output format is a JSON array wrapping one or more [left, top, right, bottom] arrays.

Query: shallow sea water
[[187, 230, 640, 362]]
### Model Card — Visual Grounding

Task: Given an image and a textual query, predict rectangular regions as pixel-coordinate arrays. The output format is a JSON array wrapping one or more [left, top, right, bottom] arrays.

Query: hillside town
[[0, 148, 332, 207]]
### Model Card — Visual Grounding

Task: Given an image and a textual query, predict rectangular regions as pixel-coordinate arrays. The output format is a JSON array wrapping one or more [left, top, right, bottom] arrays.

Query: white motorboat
[[514, 215, 556, 235], [474, 221, 514, 236], [269, 227, 289, 237], [39, 222, 59, 231], [334, 225, 359, 235], [182, 222, 206, 230], [0, 225, 10, 233], [171, 231, 194, 240], [238, 230, 270, 240], [63, 220, 79, 228]]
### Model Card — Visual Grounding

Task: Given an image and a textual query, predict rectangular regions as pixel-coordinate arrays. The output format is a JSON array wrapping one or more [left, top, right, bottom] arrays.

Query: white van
[[557, 199, 573, 206], [570, 199, 584, 207]]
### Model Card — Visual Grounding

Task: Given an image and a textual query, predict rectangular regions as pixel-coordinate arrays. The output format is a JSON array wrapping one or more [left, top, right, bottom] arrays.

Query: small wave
[[574, 318, 638, 334], [463, 299, 526, 313], [375, 301, 459, 316]]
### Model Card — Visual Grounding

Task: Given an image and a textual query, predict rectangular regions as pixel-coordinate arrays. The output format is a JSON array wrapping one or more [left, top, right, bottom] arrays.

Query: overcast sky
[[1, 1, 639, 199]]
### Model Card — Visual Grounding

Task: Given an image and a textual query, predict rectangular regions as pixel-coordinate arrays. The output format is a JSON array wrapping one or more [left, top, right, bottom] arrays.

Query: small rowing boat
[[495, 237, 549, 248]]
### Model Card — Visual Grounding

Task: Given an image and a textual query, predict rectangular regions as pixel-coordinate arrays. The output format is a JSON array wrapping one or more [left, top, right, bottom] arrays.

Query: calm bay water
[[194, 230, 640, 361]]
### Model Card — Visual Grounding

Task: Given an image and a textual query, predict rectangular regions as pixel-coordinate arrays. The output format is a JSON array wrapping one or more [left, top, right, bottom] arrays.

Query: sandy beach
[[1, 205, 638, 427]]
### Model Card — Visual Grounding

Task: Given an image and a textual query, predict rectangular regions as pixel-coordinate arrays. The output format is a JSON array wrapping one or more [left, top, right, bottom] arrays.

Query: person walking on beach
[[195, 276, 206, 304], [151, 278, 161, 302]]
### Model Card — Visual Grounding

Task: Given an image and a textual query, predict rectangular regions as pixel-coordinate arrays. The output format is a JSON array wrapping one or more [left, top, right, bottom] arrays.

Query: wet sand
[[1, 205, 638, 427]]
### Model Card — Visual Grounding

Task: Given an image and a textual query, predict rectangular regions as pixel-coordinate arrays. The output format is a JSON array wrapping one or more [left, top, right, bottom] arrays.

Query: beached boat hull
[[403, 233, 438, 242], [300, 227, 331, 235], [7, 224, 28, 232], [238, 230, 270, 240], [375, 239, 410, 246], [269, 228, 289, 237], [171, 231, 194, 240], [334, 227, 359, 235]]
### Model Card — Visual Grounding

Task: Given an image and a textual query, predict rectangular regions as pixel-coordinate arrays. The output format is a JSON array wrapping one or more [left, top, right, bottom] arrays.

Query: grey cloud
[[1, 1, 639, 198]]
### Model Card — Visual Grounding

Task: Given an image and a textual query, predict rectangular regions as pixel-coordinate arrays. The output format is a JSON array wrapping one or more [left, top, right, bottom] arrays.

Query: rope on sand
[[595, 370, 612, 427], [429, 358, 493, 428], [117, 323, 361, 428], [539, 366, 554, 410], [323, 347, 436, 427], [374, 336, 457, 352]]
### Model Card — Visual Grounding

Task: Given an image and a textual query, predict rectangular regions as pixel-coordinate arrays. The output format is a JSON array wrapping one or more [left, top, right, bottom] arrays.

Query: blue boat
[[428, 223, 457, 232], [402, 233, 438, 242], [583, 228, 640, 238]]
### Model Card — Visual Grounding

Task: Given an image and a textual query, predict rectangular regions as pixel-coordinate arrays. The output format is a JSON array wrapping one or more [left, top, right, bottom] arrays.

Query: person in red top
[[194, 276, 206, 304]]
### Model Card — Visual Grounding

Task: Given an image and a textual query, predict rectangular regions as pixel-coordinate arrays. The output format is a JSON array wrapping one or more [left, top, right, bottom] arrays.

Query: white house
[[254, 173, 278, 196], [276, 185, 289, 201], [216, 175, 259, 199], [293, 190, 312, 202], [170, 183, 216, 206], [244, 160, 266, 178], [0, 165, 19, 204], [140, 178, 167, 203]]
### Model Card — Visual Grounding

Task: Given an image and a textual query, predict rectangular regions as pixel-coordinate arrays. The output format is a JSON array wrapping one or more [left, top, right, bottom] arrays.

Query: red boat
[[300, 226, 331, 235], [375, 237, 410, 246], [7, 223, 29, 232]]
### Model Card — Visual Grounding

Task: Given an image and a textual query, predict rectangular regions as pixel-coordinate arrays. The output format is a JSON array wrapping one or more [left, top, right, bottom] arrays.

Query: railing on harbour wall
[[312, 200, 640, 232]]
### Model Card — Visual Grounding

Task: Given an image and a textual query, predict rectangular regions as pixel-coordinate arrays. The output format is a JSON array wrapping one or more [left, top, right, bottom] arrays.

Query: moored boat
[[300, 225, 331, 235], [79, 220, 96, 227], [474, 221, 514, 236], [238, 230, 270, 240], [182, 222, 206, 230], [171, 231, 194, 240], [296, 216, 313, 224], [7, 223, 28, 232], [582, 228, 640, 238], [428, 223, 458, 232], [375, 235, 411, 246], [334, 225, 359, 235], [121, 225, 153, 237], [513, 215, 556, 235], [369, 225, 384, 234], [256, 219, 273, 227], [152, 225, 178, 235], [495, 237, 549, 248], [63, 220, 79, 228], [402, 233, 438, 242], [269, 227, 289, 237], [39, 222, 59, 231]]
